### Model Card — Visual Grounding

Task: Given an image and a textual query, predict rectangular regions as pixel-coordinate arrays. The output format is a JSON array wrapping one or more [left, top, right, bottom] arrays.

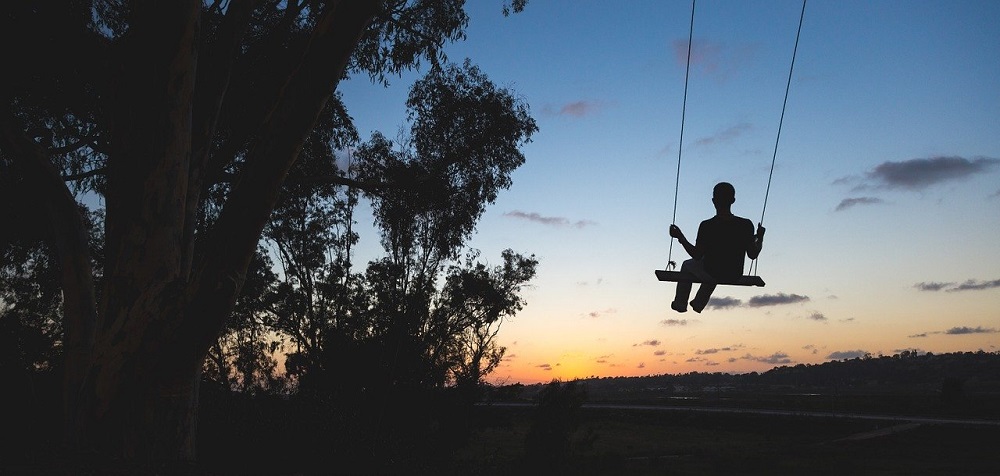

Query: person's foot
[[690, 299, 706, 313], [671, 301, 687, 313]]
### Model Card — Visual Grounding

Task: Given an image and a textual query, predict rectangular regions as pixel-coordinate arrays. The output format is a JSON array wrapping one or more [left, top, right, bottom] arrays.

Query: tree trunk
[[66, 0, 381, 466]]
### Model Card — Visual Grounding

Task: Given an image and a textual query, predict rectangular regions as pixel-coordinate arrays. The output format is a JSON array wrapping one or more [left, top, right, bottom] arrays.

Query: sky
[[337, 0, 1000, 384]]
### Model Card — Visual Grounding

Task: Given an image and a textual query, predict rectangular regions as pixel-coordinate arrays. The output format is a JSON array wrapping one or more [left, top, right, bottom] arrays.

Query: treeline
[[492, 350, 1000, 403]]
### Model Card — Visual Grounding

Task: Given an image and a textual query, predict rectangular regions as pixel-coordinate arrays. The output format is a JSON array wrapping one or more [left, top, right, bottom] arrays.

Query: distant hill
[[488, 351, 1000, 416]]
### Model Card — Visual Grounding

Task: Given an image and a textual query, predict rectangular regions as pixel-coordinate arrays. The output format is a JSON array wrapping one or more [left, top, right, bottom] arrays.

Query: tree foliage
[[0, 0, 536, 468]]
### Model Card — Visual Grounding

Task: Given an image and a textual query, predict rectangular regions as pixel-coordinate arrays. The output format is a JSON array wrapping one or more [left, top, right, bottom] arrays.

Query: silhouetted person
[[669, 182, 764, 313]]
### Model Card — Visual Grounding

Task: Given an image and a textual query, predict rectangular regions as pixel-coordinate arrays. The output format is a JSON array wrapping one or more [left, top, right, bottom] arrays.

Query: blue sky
[[338, 0, 1000, 383]]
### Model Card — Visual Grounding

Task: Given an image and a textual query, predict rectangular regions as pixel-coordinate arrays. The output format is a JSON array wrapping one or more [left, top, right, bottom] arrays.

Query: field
[[452, 404, 1000, 475]]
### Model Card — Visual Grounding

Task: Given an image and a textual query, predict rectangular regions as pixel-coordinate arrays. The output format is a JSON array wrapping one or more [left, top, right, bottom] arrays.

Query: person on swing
[[669, 182, 765, 313]]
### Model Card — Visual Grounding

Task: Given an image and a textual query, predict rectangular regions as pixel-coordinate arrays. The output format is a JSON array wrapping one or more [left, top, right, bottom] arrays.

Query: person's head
[[712, 182, 736, 206]]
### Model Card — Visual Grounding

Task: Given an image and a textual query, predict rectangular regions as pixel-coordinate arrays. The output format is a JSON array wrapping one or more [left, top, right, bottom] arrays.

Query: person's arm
[[747, 222, 765, 260], [670, 224, 703, 259]]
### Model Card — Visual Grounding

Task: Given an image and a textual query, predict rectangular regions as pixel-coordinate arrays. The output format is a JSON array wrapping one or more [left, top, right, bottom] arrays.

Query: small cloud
[[748, 293, 809, 307], [915, 279, 1000, 292], [914, 281, 955, 291], [694, 123, 753, 147], [584, 308, 617, 319], [596, 359, 607, 364], [673, 39, 722, 71], [865, 156, 1000, 190], [827, 350, 868, 360], [741, 352, 792, 365], [908, 333, 929, 338], [653, 350, 667, 356], [705, 361, 720, 366], [672, 39, 753, 82], [945, 326, 998, 335], [708, 296, 742, 309], [835, 196, 884, 211], [807, 312, 827, 322], [504, 210, 597, 228], [634, 340, 662, 347], [696, 346, 737, 355], [948, 279, 1000, 292], [537, 363, 552, 370], [543, 100, 602, 118], [637, 362, 646, 369], [661, 318, 689, 326]]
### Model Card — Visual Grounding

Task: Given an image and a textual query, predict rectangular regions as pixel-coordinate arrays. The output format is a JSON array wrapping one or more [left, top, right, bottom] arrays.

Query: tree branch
[[62, 166, 107, 182], [0, 108, 98, 429], [184, 0, 381, 365]]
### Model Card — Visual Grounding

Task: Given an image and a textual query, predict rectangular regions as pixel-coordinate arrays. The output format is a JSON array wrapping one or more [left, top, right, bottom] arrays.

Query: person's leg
[[672, 259, 700, 312], [672, 281, 691, 312], [690, 282, 716, 313]]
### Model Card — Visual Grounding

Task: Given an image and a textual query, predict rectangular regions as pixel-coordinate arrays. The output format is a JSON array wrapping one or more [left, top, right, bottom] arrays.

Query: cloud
[[672, 39, 753, 82], [827, 350, 868, 360], [708, 296, 742, 309], [914, 279, 1000, 292], [634, 340, 662, 347], [673, 39, 722, 70], [914, 281, 955, 291], [807, 312, 827, 322], [694, 123, 753, 147], [949, 279, 1000, 292], [696, 346, 739, 355], [865, 156, 999, 190], [748, 293, 809, 307], [543, 100, 602, 118], [653, 350, 667, 356], [945, 326, 998, 335], [741, 352, 792, 365], [537, 363, 552, 370], [637, 362, 646, 369], [661, 318, 688, 326], [584, 308, 617, 319], [835, 196, 884, 211], [908, 333, 928, 338], [504, 210, 597, 228]]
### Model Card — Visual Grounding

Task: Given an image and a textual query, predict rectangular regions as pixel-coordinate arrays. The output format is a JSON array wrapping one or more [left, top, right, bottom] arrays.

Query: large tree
[[0, 0, 530, 467]]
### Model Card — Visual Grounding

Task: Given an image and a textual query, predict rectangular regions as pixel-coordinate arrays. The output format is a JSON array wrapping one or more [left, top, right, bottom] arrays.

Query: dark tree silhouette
[[0, 0, 533, 467]]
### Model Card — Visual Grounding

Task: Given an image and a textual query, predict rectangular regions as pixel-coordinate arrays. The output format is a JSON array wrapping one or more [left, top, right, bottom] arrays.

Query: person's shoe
[[671, 301, 687, 313], [690, 299, 706, 313]]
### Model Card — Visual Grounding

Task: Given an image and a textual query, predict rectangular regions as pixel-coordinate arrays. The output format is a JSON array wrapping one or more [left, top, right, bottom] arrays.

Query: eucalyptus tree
[[0, 0, 530, 466]]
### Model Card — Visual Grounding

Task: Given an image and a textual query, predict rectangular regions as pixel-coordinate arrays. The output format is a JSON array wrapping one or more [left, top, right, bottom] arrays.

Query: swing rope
[[666, 0, 697, 270], [750, 0, 806, 277]]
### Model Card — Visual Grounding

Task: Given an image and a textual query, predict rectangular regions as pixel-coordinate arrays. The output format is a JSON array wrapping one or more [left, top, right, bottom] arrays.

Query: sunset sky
[[338, 0, 1000, 384]]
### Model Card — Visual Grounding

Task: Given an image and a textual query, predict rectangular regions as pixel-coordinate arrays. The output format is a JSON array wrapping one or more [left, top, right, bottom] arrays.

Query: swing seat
[[655, 270, 765, 287]]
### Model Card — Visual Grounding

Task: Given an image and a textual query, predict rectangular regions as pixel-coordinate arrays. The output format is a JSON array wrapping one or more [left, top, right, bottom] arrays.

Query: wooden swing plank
[[655, 270, 765, 287]]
